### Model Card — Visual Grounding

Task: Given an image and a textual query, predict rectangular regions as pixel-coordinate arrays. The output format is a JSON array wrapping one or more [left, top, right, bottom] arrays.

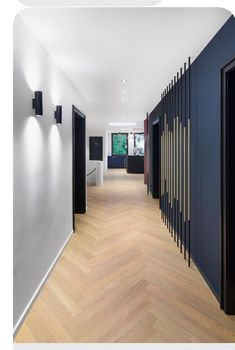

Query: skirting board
[[13, 229, 74, 338]]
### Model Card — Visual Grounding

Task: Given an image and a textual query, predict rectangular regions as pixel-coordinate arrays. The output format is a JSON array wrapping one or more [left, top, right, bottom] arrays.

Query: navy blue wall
[[149, 16, 235, 300]]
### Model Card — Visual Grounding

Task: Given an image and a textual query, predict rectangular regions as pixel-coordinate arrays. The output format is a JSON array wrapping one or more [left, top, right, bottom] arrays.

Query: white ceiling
[[19, 8, 231, 130], [19, 0, 160, 6]]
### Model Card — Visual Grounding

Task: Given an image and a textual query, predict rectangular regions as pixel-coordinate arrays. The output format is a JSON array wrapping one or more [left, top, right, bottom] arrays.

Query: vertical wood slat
[[159, 58, 191, 267], [176, 71, 179, 247], [161, 94, 162, 198], [176, 114, 179, 247], [188, 56, 191, 267], [170, 80, 173, 236], [169, 82, 171, 217], [164, 94, 166, 219], [172, 81, 174, 235], [165, 87, 168, 228], [184, 126, 186, 223], [173, 115, 176, 241], [166, 88, 168, 227], [183, 61, 187, 260], [169, 82, 172, 234], [180, 67, 183, 253], [164, 111, 167, 225], [173, 77, 176, 241], [188, 121, 190, 220], [184, 124, 186, 260]]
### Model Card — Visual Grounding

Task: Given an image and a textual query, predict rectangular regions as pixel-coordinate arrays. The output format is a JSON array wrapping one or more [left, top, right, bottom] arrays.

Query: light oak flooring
[[15, 169, 235, 343]]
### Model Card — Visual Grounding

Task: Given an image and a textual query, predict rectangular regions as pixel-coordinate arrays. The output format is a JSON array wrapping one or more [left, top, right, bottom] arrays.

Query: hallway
[[15, 170, 235, 343]]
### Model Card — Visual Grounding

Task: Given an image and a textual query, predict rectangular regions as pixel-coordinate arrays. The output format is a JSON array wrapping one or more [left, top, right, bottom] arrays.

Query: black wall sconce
[[54, 105, 62, 124], [32, 91, 43, 116]]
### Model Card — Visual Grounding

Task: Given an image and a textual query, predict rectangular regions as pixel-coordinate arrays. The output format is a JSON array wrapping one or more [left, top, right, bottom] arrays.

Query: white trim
[[13, 230, 74, 338]]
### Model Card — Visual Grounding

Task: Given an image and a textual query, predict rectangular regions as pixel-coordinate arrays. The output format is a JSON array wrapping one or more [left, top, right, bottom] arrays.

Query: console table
[[108, 155, 126, 168], [126, 156, 144, 174]]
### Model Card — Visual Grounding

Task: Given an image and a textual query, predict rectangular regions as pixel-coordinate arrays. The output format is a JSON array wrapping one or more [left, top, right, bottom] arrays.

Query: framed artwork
[[134, 133, 144, 155], [112, 133, 128, 155]]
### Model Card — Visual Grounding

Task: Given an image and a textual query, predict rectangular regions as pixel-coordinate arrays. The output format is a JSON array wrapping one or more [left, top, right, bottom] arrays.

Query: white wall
[[13, 15, 86, 331]]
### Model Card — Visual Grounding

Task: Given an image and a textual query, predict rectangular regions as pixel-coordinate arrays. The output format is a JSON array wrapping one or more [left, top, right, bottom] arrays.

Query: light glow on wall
[[22, 51, 42, 91], [48, 124, 62, 191], [22, 116, 44, 205], [23, 117, 44, 177]]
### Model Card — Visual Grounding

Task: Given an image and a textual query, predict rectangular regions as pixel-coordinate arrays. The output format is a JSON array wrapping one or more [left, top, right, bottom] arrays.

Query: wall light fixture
[[54, 105, 62, 124], [32, 91, 43, 116]]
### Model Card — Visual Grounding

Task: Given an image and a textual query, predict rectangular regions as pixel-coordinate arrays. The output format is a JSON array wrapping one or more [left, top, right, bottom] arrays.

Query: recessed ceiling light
[[109, 122, 136, 127], [122, 90, 126, 94], [121, 79, 127, 83], [122, 97, 125, 102]]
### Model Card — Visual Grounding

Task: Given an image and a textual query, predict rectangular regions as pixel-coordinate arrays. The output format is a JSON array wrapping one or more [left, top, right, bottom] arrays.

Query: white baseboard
[[13, 229, 74, 338]]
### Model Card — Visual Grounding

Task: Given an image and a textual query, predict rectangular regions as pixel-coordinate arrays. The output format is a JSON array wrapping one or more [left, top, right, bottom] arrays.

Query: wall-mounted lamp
[[32, 91, 43, 116], [54, 105, 62, 124]]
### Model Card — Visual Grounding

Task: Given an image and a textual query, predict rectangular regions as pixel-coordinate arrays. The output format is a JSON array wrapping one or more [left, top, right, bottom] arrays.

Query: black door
[[221, 58, 235, 314], [72, 106, 86, 232], [89, 136, 103, 161], [152, 120, 160, 199]]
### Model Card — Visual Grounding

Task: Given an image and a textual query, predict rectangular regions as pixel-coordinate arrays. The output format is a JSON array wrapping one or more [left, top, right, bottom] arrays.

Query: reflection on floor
[[16, 169, 235, 342]]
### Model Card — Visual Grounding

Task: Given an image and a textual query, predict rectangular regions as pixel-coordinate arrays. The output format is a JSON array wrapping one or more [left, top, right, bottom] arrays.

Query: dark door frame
[[72, 105, 86, 233], [151, 118, 160, 200], [221, 57, 235, 314]]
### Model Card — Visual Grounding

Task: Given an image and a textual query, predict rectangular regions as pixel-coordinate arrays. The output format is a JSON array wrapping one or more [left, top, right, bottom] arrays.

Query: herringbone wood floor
[[15, 170, 235, 342]]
